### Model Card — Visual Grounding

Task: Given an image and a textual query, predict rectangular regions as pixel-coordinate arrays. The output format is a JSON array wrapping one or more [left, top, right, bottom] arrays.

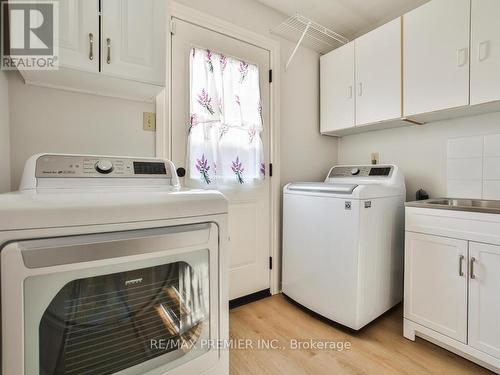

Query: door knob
[[176, 167, 186, 177]]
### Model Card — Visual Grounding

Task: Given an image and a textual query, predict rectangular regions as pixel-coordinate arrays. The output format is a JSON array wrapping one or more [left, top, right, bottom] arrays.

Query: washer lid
[[286, 183, 358, 194]]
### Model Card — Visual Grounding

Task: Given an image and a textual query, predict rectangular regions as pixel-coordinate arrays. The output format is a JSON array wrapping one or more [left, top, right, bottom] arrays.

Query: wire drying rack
[[271, 14, 349, 70]]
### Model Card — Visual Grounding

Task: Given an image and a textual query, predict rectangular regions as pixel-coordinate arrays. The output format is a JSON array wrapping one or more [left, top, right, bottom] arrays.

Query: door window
[[188, 48, 265, 186]]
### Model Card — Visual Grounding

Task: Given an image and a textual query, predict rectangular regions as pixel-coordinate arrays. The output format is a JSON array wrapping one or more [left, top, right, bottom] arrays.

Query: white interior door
[[404, 232, 468, 343], [469, 242, 500, 359], [171, 18, 271, 300]]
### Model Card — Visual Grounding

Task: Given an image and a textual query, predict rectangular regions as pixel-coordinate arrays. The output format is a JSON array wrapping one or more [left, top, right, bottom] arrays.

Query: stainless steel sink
[[406, 198, 500, 214]]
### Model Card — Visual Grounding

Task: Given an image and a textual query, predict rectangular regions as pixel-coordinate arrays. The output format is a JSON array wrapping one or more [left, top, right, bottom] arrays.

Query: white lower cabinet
[[469, 242, 500, 359], [404, 232, 468, 343], [405, 232, 500, 371]]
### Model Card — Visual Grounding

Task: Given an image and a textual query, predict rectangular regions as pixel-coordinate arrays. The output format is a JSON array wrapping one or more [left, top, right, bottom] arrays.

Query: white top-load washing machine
[[282, 165, 406, 330], [0, 154, 228, 375]]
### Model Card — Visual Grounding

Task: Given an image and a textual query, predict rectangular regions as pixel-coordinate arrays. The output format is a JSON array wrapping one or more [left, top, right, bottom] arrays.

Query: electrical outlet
[[371, 152, 380, 165], [143, 112, 156, 131]]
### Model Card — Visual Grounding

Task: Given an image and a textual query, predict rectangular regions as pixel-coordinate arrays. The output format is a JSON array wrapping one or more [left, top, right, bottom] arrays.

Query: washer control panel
[[35, 155, 172, 178], [329, 166, 393, 178]]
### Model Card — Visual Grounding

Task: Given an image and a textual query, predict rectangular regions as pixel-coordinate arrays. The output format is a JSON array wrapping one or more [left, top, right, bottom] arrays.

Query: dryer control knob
[[351, 168, 360, 176], [95, 160, 114, 174]]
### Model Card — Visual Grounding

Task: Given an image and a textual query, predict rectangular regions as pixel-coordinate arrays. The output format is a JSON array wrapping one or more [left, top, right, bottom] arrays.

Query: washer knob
[[351, 168, 360, 176], [95, 160, 114, 174]]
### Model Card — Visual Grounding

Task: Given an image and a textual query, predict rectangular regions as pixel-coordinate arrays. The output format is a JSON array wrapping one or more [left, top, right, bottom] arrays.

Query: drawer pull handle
[[478, 41, 489, 62], [470, 257, 477, 279], [459, 255, 465, 277], [106, 38, 111, 64], [88, 33, 94, 60], [457, 47, 468, 67], [347, 85, 353, 99]]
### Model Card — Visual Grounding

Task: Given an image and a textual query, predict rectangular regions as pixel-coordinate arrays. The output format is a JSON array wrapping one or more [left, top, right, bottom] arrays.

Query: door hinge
[[269, 69, 273, 83], [269, 163, 273, 177], [170, 19, 176, 35], [269, 256, 273, 270]]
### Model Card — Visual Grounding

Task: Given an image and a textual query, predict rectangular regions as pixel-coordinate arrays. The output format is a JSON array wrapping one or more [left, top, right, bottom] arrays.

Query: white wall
[[338, 111, 500, 201], [6, 0, 337, 189], [8, 72, 155, 189], [0, 71, 10, 193], [175, 0, 338, 186]]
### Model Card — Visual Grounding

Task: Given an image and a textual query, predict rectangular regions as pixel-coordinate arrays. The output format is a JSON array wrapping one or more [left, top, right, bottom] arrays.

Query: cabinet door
[[101, 0, 166, 85], [403, 0, 470, 116], [404, 232, 468, 343], [320, 42, 355, 133], [469, 242, 500, 359], [470, 0, 500, 106], [57, 0, 99, 72], [355, 18, 401, 126]]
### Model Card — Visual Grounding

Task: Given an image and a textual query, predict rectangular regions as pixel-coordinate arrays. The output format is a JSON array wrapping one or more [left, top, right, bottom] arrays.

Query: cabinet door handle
[[106, 38, 111, 64], [478, 41, 489, 62], [357, 83, 363, 97], [470, 257, 477, 279], [458, 255, 465, 277], [88, 33, 94, 61], [457, 47, 468, 67], [347, 85, 353, 99]]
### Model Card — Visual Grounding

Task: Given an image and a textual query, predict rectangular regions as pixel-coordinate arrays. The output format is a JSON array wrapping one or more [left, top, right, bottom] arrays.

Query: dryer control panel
[[35, 155, 172, 178], [20, 154, 180, 190], [328, 166, 393, 178]]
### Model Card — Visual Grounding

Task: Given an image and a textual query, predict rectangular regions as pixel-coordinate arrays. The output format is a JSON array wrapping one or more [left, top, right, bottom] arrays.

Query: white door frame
[[155, 2, 282, 296]]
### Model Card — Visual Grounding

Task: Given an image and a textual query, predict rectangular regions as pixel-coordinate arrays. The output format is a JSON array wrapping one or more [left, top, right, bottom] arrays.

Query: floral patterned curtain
[[187, 48, 265, 186]]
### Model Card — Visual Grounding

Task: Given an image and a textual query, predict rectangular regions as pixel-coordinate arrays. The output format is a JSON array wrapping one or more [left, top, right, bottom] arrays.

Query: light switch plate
[[143, 112, 156, 131]]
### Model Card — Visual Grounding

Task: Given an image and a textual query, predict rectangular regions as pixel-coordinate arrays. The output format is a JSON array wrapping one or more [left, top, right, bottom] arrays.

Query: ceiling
[[256, 0, 429, 40]]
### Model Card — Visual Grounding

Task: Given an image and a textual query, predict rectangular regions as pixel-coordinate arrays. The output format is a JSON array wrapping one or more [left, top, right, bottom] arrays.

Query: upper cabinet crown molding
[[14, 0, 166, 102]]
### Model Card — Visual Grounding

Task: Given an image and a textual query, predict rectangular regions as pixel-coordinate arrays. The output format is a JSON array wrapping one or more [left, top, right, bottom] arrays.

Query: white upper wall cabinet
[[403, 0, 470, 117], [320, 42, 355, 133], [57, 0, 99, 72], [470, 0, 500, 106], [355, 17, 401, 126], [101, 0, 166, 85], [14, 0, 166, 101]]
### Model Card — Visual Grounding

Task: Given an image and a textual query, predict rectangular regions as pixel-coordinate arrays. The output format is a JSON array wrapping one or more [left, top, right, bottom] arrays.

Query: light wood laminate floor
[[229, 294, 493, 375]]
